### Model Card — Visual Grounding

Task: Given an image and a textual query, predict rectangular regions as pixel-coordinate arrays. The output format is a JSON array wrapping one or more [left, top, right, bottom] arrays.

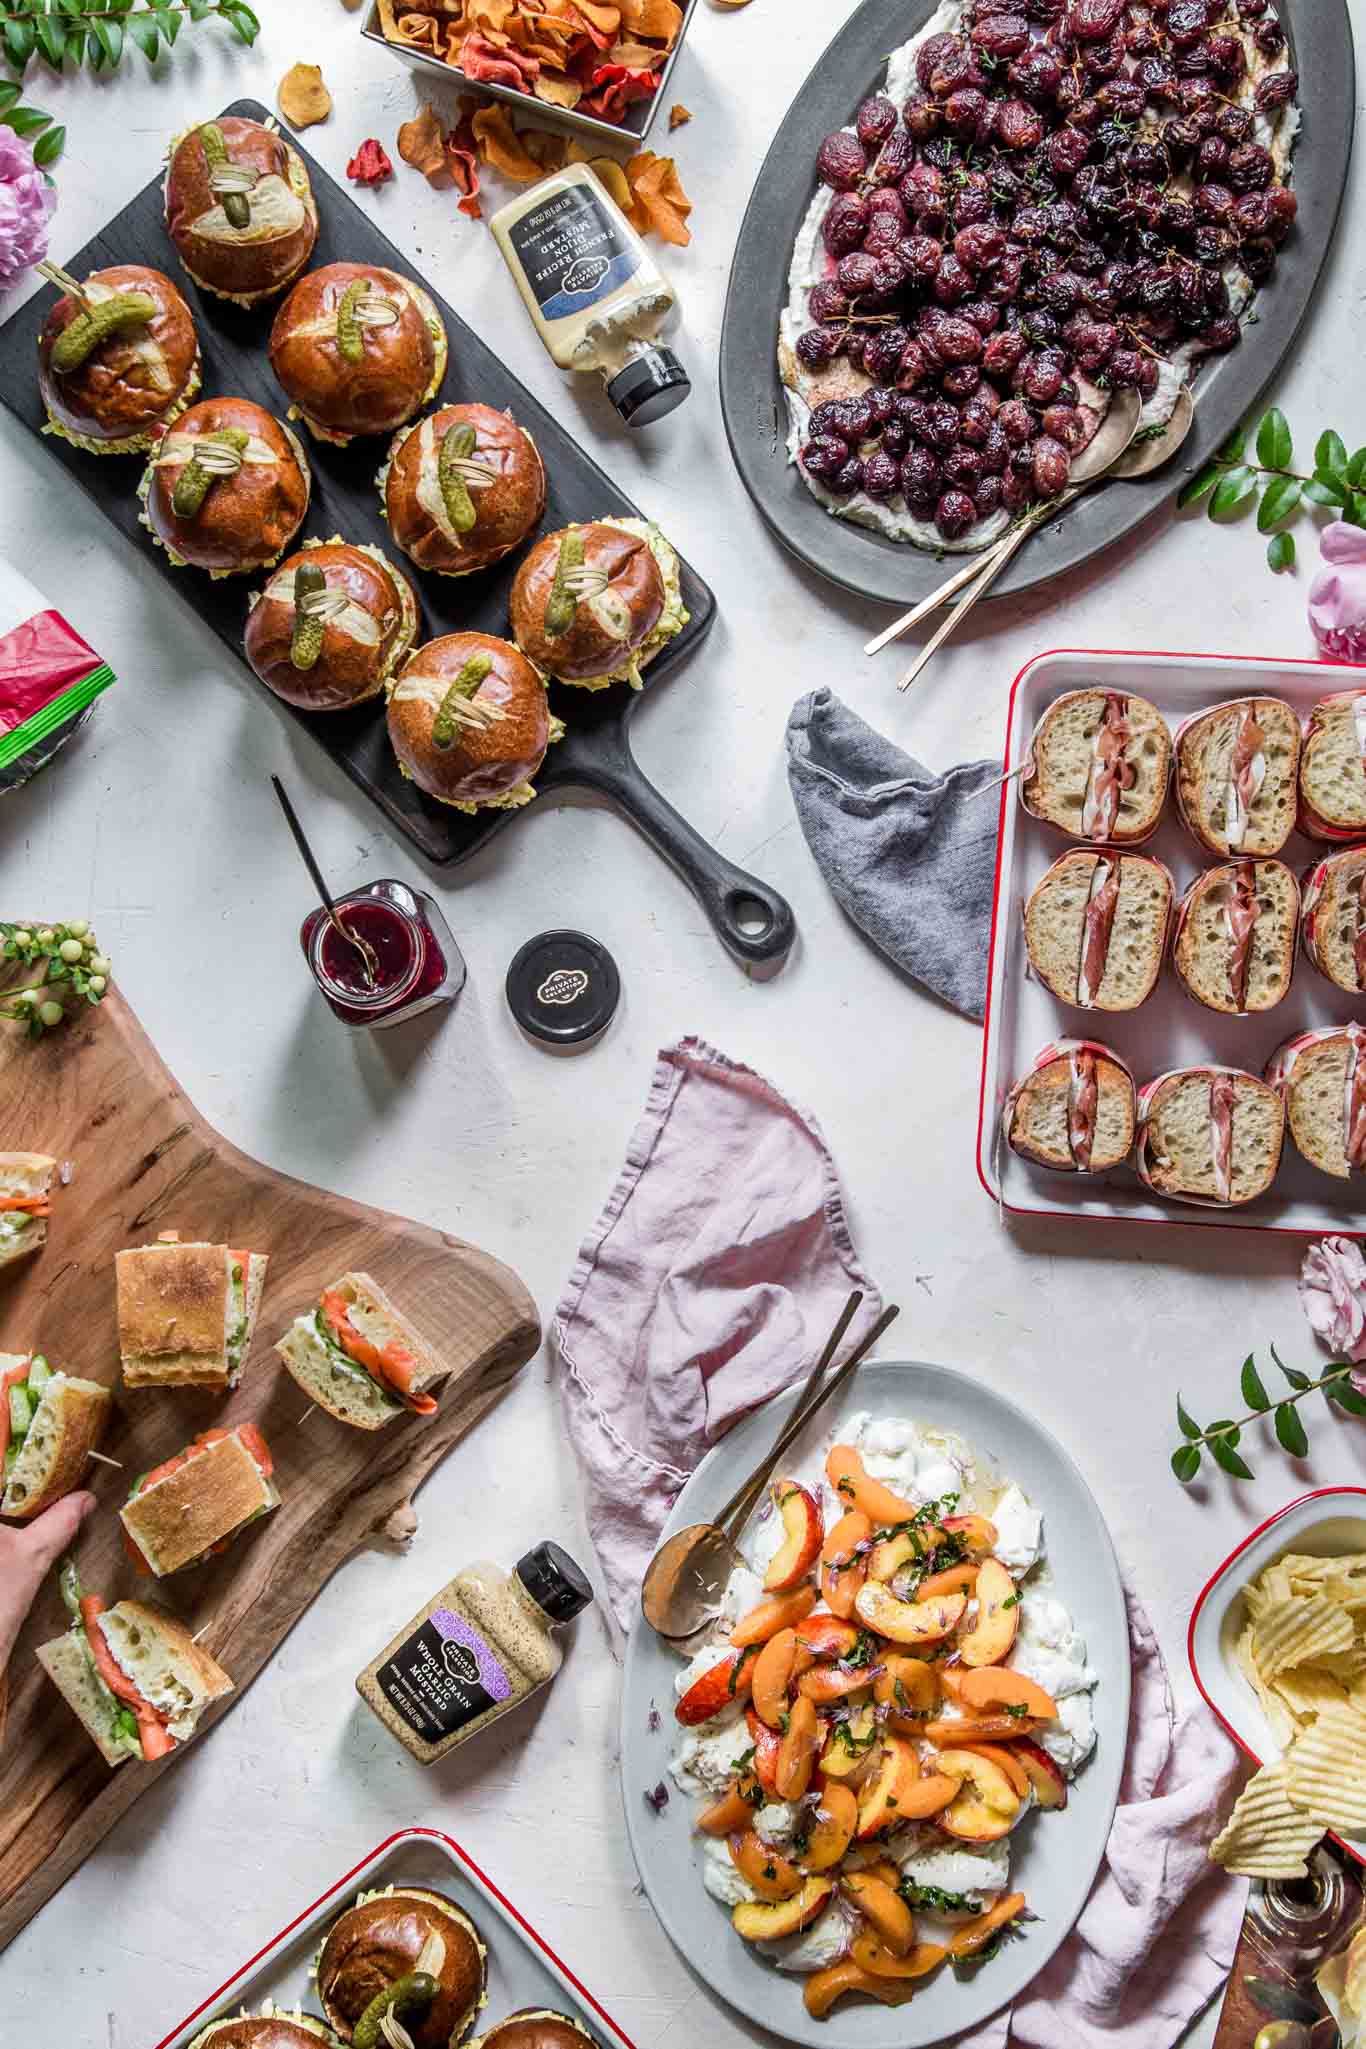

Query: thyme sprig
[[1171, 1346, 1366, 1483]]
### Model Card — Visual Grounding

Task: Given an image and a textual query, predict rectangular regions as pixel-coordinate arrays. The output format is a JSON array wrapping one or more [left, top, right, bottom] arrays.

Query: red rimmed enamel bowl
[[1188, 1486, 1366, 1865]]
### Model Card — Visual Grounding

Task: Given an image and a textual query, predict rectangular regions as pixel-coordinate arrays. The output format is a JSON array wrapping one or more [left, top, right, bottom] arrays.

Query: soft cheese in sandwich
[[275, 1272, 445, 1431], [120, 1424, 277, 1577], [37, 1556, 232, 1765], [1301, 846, 1366, 993], [0, 1151, 56, 1266], [1019, 688, 1171, 845], [1, 1352, 111, 1520], [1023, 849, 1172, 1012], [1299, 690, 1366, 841], [1266, 1025, 1366, 1182], [1135, 1066, 1284, 1208], [1175, 696, 1300, 858], [1171, 859, 1298, 1016], [1003, 1039, 1135, 1176], [116, 1235, 267, 1389]]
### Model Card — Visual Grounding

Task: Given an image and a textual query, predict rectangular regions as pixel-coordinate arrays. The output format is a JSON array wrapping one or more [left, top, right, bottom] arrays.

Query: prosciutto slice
[[1067, 1048, 1098, 1170], [1076, 858, 1119, 1008], [1346, 1025, 1366, 1171], [1226, 864, 1260, 1012], [1356, 871, 1366, 993], [1210, 1071, 1235, 1204], [1080, 693, 1134, 841], [1224, 707, 1266, 849]]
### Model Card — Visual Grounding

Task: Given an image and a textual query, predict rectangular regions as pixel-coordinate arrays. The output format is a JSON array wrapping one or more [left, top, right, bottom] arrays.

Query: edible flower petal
[[1300, 1236, 1366, 1378], [1308, 521, 1366, 667]]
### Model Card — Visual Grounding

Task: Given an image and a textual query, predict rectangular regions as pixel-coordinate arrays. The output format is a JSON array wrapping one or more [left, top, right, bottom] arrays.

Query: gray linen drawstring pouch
[[786, 687, 1002, 1022]]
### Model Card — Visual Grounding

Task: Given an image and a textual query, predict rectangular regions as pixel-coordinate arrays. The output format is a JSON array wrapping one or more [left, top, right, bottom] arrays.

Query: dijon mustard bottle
[[356, 1542, 593, 1763], [490, 163, 690, 427]]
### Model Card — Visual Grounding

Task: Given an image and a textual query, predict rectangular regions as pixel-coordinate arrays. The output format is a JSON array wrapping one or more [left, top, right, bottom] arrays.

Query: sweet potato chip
[[278, 62, 333, 129], [564, 143, 633, 207], [533, 70, 584, 105], [398, 103, 451, 183], [618, 0, 680, 42], [472, 103, 556, 181], [626, 149, 692, 245], [669, 102, 691, 129]]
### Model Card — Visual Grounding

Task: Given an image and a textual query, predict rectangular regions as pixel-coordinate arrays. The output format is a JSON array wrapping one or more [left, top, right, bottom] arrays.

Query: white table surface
[[2, 4, 1363, 2043]]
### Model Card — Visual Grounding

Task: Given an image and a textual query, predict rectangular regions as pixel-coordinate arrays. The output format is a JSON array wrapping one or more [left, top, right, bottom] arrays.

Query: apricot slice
[[851, 1931, 948, 1980], [822, 1553, 868, 1621], [795, 1612, 860, 1660], [775, 1694, 820, 1800], [764, 1478, 824, 1591], [936, 1749, 1021, 1842], [961, 1743, 1030, 1799], [941, 1512, 999, 1556], [955, 1665, 1058, 1720], [745, 1707, 781, 1793], [947, 1891, 1027, 1958], [1013, 1735, 1067, 1809], [858, 1857, 902, 1888], [874, 1655, 938, 1733], [855, 1735, 922, 1838], [729, 1829, 805, 1900], [957, 1557, 1020, 1669], [917, 1562, 978, 1603], [822, 1509, 871, 1568], [800, 1782, 857, 1871], [730, 1585, 817, 1649], [803, 1960, 917, 2017], [819, 1704, 878, 1782], [826, 1445, 920, 1529], [923, 1713, 1038, 1745], [867, 1526, 946, 1583], [752, 1627, 798, 1728], [732, 1875, 832, 1943], [697, 1773, 764, 1835], [840, 1873, 915, 1955], [854, 1580, 967, 1646], [797, 1663, 874, 1706], [675, 1647, 757, 1725]]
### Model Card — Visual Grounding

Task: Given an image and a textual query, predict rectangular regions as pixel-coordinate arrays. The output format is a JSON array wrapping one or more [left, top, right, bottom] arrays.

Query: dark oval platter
[[718, 0, 1354, 610]]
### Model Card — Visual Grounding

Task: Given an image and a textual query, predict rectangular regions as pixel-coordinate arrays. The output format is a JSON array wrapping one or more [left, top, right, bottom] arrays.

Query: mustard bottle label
[[506, 183, 642, 321], [375, 1604, 513, 1743]]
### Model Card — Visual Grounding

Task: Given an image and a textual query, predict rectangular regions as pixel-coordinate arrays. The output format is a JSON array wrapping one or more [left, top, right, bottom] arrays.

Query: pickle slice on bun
[[509, 518, 687, 690], [381, 402, 546, 577], [246, 539, 419, 711], [270, 263, 448, 447], [316, 1887, 487, 2049], [139, 397, 311, 577], [165, 117, 318, 307], [387, 632, 553, 814], [38, 263, 202, 456]]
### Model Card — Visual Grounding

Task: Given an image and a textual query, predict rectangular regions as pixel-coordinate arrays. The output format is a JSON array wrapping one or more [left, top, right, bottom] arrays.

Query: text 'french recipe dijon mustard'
[[356, 1542, 593, 1764]]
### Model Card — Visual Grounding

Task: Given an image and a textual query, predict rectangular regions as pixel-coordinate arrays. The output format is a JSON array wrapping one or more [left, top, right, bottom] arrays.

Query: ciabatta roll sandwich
[[115, 1235, 268, 1389], [1, 1352, 111, 1520], [1135, 1066, 1284, 1208], [275, 1272, 446, 1430], [1299, 690, 1366, 841], [120, 1424, 277, 1577], [0, 1151, 55, 1265], [1023, 849, 1173, 1012], [1171, 859, 1298, 1016], [1019, 688, 1171, 845], [1266, 1025, 1366, 1181], [1174, 696, 1300, 858], [1300, 845, 1366, 992], [1002, 1039, 1136, 1175]]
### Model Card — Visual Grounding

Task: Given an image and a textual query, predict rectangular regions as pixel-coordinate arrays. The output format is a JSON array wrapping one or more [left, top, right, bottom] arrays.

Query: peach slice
[[874, 1655, 939, 1733], [797, 1663, 874, 1706], [955, 1665, 1058, 1720], [839, 1873, 915, 1955], [803, 1960, 917, 2017], [697, 1774, 765, 1836], [732, 1875, 832, 1943], [956, 1557, 1020, 1669], [1013, 1737, 1067, 1810], [851, 1931, 948, 1981], [775, 1693, 820, 1800], [729, 1829, 805, 1901], [752, 1627, 799, 1728], [859, 1858, 902, 1888], [917, 1562, 978, 1603], [961, 1744, 1030, 1799], [795, 1612, 860, 1660], [764, 1478, 824, 1592], [800, 1782, 858, 1872], [924, 1712, 1039, 1745], [822, 1509, 871, 1569], [867, 1527, 946, 1583], [854, 1581, 967, 1646], [745, 1707, 781, 1793], [886, 1771, 963, 1821], [675, 1648, 757, 1725], [819, 1704, 878, 1782], [855, 1734, 923, 1838], [936, 1749, 1021, 1842], [826, 1445, 920, 1530], [822, 1553, 868, 1621], [730, 1585, 817, 1649], [947, 1891, 1027, 1958], [941, 1513, 999, 1556]]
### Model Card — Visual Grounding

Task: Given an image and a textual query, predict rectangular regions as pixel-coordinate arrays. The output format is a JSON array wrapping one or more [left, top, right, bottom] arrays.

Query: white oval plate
[[619, 1358, 1130, 2049]]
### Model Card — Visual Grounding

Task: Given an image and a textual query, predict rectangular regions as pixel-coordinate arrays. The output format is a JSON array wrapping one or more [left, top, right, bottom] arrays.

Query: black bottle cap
[[517, 1541, 594, 1623], [506, 929, 620, 1048], [606, 347, 690, 427]]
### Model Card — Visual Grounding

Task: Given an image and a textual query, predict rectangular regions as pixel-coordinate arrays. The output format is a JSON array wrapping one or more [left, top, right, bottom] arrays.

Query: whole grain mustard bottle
[[356, 1542, 593, 1764]]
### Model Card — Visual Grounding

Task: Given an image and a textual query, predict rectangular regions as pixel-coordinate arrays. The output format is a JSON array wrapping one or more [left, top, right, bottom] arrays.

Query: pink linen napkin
[[552, 1036, 1248, 2047]]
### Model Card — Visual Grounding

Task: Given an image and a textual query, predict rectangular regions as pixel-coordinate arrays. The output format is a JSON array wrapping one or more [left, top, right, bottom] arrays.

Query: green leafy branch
[[1178, 408, 1366, 575], [1, 919, 110, 1038], [1171, 1345, 1366, 1483], [0, 76, 61, 163], [0, 1, 259, 76]]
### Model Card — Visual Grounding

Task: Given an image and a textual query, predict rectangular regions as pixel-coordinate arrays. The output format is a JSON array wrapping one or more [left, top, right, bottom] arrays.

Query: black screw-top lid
[[506, 929, 620, 1047], [605, 346, 691, 427], [517, 1541, 594, 1623]]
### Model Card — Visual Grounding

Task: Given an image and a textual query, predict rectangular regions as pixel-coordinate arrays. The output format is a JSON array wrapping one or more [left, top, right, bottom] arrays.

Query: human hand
[[0, 1490, 95, 1673]]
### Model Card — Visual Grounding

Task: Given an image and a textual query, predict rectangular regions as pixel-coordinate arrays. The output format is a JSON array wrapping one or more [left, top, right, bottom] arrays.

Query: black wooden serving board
[[0, 101, 795, 967]]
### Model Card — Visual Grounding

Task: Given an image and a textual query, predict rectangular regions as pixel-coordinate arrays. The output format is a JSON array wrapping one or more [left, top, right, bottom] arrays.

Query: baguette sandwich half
[[1299, 690, 1366, 841], [1174, 696, 1300, 858], [116, 1236, 268, 1389], [0, 1152, 56, 1266], [1003, 1039, 1135, 1174], [1171, 859, 1298, 1016], [1023, 849, 1172, 1011], [1266, 1025, 1366, 1180], [275, 1272, 445, 1431], [1, 1351, 112, 1520], [1135, 1066, 1284, 1207], [1020, 687, 1171, 844], [120, 1424, 278, 1576], [1301, 846, 1366, 992], [37, 1556, 232, 1766]]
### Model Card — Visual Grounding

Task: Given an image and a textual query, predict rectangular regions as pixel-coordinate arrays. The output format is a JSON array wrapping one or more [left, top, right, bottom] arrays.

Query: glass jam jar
[[300, 879, 465, 1028]]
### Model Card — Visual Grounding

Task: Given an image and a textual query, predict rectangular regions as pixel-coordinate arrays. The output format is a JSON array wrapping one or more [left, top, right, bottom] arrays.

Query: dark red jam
[[301, 880, 465, 1028], [319, 901, 420, 997]]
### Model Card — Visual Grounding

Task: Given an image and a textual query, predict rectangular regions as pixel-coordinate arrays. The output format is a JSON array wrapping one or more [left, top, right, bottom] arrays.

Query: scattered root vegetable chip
[[347, 138, 394, 187], [565, 141, 632, 209], [669, 103, 692, 129], [471, 103, 553, 182], [278, 62, 333, 128], [625, 149, 692, 244], [397, 104, 451, 183]]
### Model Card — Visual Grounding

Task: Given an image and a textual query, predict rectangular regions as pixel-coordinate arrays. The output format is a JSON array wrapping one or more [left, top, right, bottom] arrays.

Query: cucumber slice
[[8, 1383, 33, 1438], [26, 1355, 52, 1392]]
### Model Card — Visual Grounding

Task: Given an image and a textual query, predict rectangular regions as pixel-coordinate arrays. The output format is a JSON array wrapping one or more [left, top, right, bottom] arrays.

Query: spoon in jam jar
[[271, 774, 381, 990]]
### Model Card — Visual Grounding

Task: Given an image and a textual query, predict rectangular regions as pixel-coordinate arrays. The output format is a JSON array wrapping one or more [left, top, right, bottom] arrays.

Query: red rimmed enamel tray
[[976, 646, 1366, 1234], [1187, 1486, 1366, 1866], [157, 1826, 638, 2049]]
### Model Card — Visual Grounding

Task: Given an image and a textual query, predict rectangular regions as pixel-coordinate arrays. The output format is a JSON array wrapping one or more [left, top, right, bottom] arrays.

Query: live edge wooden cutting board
[[0, 989, 541, 1952]]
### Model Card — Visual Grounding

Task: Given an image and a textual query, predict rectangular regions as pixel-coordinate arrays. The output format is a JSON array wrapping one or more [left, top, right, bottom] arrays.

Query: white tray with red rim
[[976, 647, 1366, 1234], [155, 1827, 637, 2049], [1187, 1486, 1366, 1865]]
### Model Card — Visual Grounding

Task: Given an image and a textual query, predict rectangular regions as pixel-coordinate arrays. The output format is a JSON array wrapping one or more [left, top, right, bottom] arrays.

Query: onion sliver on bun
[[316, 1887, 487, 2049], [165, 117, 318, 307], [139, 397, 310, 577], [388, 632, 554, 812], [246, 540, 419, 711], [270, 264, 448, 446], [382, 403, 546, 577], [38, 264, 201, 456], [509, 519, 687, 690]]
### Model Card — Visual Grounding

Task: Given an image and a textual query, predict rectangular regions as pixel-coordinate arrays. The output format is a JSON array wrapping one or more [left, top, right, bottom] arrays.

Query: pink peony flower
[[1308, 522, 1366, 666], [1299, 1236, 1366, 1392], [0, 127, 56, 292]]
